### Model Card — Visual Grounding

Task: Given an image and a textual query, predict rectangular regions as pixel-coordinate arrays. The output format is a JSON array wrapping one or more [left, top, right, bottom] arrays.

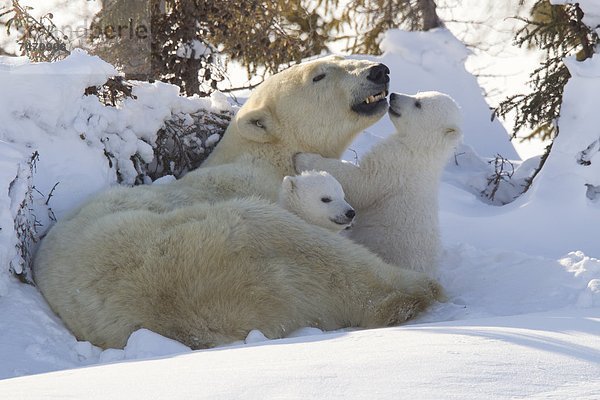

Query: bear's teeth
[[364, 92, 386, 104]]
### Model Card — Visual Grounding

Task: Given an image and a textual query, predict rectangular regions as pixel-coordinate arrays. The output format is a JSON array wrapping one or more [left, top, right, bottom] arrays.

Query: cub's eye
[[251, 119, 264, 128], [321, 197, 332, 203], [415, 101, 422, 109], [313, 73, 326, 82]]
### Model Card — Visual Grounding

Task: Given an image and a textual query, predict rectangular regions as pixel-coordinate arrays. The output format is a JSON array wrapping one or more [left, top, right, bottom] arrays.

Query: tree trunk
[[419, 0, 443, 30]]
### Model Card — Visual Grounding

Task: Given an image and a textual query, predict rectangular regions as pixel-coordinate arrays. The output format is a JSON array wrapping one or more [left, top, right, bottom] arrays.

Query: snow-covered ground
[[1, 1, 600, 398], [2, 309, 599, 400]]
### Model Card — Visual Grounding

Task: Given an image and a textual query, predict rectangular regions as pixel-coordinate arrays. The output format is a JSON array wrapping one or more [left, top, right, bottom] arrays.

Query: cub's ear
[[282, 176, 297, 192], [235, 107, 277, 143]]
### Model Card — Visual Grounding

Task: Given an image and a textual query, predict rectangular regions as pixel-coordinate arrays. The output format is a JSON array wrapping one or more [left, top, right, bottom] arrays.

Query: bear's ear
[[282, 176, 296, 192], [235, 107, 277, 143]]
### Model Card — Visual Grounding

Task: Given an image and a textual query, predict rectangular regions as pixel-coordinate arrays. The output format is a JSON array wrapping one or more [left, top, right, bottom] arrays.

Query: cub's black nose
[[367, 64, 390, 84], [346, 209, 356, 219]]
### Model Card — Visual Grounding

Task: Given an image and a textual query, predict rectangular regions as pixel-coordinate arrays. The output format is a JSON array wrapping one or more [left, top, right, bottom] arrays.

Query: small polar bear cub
[[279, 170, 355, 232], [295, 91, 462, 275]]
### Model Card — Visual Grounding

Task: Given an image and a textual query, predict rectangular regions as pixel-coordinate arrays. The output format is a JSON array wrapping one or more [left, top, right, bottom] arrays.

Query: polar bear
[[34, 58, 443, 350], [295, 91, 462, 275], [279, 170, 355, 232]]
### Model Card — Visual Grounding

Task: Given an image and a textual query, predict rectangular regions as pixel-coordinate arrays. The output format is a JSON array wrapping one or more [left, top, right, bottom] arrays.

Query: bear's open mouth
[[351, 88, 389, 115], [364, 91, 388, 104]]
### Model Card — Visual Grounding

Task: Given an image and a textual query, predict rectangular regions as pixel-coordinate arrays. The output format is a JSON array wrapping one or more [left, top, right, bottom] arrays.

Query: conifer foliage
[[1, 0, 444, 95], [496, 0, 599, 142], [89, 0, 332, 96]]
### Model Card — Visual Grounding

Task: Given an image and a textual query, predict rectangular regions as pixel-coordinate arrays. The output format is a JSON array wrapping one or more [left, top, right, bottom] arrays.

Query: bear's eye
[[414, 101, 422, 109], [313, 73, 326, 82], [321, 197, 332, 203], [251, 119, 264, 129]]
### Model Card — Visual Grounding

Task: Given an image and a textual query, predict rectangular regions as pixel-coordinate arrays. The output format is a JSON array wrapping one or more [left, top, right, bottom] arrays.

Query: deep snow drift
[[0, 16, 599, 400]]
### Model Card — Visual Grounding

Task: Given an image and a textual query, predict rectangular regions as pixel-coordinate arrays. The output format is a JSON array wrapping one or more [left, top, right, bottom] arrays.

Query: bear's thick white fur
[[34, 58, 442, 350], [279, 170, 354, 232], [295, 91, 462, 275]]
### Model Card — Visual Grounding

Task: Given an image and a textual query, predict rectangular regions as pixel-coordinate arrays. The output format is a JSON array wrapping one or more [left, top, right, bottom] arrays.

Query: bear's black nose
[[346, 209, 356, 219], [367, 64, 390, 84]]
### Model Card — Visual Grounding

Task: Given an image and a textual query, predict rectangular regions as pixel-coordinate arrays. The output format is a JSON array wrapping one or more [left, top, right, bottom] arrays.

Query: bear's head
[[279, 170, 355, 232], [388, 91, 462, 154], [207, 56, 390, 172]]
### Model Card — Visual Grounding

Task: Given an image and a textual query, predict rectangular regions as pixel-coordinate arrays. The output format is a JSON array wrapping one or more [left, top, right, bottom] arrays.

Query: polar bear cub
[[295, 91, 462, 275], [279, 170, 355, 232]]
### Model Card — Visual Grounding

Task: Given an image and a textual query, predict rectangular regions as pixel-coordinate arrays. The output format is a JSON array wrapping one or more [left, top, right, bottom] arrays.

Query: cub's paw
[[293, 152, 323, 173]]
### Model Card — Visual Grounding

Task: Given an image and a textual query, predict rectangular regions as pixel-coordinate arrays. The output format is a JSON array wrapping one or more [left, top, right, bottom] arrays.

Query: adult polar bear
[[34, 56, 442, 350]]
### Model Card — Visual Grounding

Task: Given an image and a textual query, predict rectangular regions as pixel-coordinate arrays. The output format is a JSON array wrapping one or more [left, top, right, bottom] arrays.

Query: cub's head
[[278, 170, 355, 233], [235, 56, 390, 158], [388, 91, 462, 152]]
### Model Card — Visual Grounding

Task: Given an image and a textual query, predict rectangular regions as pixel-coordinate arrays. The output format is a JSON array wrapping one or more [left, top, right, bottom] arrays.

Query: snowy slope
[[1, 309, 599, 399]]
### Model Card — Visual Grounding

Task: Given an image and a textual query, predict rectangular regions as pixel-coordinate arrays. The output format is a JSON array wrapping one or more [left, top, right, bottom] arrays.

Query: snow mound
[[245, 329, 270, 344], [532, 54, 600, 205], [123, 329, 192, 360]]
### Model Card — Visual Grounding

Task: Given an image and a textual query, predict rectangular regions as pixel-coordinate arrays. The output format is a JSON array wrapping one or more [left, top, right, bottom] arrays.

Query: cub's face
[[281, 171, 355, 232], [235, 56, 390, 158], [388, 91, 462, 151]]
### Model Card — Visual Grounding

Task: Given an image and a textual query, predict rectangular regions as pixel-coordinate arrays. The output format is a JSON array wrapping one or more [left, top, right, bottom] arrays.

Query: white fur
[[279, 170, 354, 232], [295, 91, 463, 275], [33, 60, 442, 350]]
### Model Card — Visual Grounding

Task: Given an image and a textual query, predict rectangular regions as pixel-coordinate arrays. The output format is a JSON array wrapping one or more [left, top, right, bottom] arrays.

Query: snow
[[205, 133, 221, 147], [435, 52, 600, 258], [244, 329, 270, 344], [176, 39, 213, 59], [0, 142, 29, 294], [0, 48, 232, 215], [1, 309, 599, 399], [1, 1, 600, 397]]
